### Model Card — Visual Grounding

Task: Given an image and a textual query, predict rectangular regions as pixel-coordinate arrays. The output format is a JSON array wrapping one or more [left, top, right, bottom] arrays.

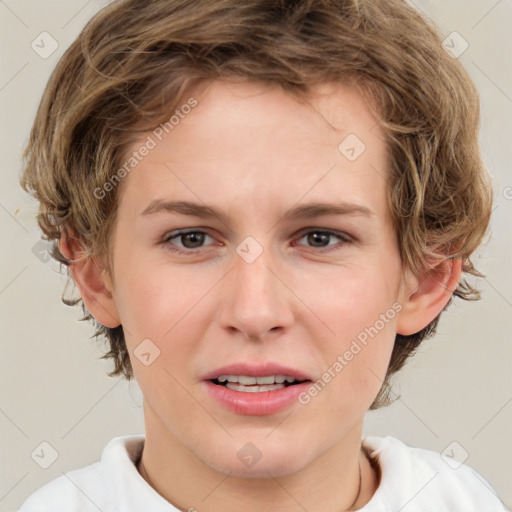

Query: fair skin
[[60, 80, 460, 511]]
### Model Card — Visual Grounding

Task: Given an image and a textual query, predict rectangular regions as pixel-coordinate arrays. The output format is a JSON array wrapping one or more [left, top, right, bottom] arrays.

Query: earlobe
[[396, 258, 462, 336], [58, 229, 121, 328]]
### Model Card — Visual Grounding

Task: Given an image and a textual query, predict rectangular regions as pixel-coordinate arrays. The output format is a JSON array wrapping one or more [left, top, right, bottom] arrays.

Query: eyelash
[[160, 228, 352, 255]]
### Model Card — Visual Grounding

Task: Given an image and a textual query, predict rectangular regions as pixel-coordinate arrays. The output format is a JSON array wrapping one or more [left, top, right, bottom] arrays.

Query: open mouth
[[203, 372, 314, 414], [209, 375, 309, 393]]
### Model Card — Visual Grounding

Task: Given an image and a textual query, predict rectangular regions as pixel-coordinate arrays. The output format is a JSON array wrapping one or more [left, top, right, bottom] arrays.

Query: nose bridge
[[218, 236, 293, 339]]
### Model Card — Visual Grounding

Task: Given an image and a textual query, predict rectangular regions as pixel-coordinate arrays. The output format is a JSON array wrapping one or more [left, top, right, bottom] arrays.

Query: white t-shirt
[[17, 434, 507, 511]]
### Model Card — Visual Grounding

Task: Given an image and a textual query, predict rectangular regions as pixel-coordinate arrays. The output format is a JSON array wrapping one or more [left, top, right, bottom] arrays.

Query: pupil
[[183, 232, 204, 248], [308, 232, 328, 247]]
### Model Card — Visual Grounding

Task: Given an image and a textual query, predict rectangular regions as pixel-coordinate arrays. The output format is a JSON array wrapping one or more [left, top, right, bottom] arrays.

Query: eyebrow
[[140, 199, 374, 224]]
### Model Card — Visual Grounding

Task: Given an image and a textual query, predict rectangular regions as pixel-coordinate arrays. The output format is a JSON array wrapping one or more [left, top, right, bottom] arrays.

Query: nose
[[217, 241, 295, 341]]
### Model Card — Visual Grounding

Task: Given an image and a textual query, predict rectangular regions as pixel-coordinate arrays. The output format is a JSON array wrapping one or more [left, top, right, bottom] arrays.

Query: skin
[[61, 80, 461, 511]]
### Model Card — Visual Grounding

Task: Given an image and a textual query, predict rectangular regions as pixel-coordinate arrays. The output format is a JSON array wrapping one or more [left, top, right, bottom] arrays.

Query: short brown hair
[[20, 0, 492, 409]]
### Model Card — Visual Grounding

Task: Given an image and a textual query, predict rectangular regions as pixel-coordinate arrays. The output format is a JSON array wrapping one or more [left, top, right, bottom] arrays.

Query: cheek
[[113, 259, 215, 337], [305, 322, 396, 419], [310, 262, 401, 336], [337, 322, 396, 391], [304, 265, 400, 407], [113, 263, 220, 394]]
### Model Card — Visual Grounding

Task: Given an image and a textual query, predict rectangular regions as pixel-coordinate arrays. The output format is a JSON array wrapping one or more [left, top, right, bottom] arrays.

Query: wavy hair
[[20, 0, 492, 409]]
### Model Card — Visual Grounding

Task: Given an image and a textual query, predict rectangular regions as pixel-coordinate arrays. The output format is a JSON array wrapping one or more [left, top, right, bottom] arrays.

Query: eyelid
[[294, 227, 353, 243], [291, 228, 353, 253], [162, 228, 217, 246]]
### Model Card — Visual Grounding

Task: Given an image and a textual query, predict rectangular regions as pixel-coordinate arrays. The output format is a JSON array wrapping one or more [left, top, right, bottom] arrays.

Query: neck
[[137, 402, 379, 512]]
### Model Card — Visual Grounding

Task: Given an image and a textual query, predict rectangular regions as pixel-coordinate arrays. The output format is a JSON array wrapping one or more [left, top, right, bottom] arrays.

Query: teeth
[[216, 374, 298, 385], [255, 376, 274, 385], [239, 376, 257, 385], [225, 382, 286, 392]]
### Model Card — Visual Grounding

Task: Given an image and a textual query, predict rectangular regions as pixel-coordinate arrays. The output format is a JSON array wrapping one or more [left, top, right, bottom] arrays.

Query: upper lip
[[200, 362, 314, 382]]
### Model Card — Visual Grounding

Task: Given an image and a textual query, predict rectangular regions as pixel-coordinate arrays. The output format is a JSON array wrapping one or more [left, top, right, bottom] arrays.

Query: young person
[[17, 0, 506, 510]]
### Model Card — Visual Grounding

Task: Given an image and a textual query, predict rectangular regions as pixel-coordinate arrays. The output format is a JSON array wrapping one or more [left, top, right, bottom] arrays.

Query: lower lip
[[202, 380, 312, 415]]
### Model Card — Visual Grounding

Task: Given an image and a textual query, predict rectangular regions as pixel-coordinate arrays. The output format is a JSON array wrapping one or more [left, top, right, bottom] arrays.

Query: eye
[[293, 229, 352, 251], [161, 228, 352, 255], [161, 229, 216, 253]]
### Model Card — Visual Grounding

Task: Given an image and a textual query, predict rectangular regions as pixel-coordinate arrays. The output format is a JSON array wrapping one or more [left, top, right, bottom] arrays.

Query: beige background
[[1, 1, 511, 510]]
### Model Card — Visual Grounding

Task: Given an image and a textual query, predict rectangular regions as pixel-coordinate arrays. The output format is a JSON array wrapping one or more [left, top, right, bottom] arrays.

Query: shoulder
[[16, 461, 104, 512], [361, 435, 507, 512], [17, 435, 145, 512]]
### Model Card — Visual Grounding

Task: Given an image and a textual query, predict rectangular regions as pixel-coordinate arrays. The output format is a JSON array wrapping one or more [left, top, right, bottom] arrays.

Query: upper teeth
[[217, 375, 298, 385]]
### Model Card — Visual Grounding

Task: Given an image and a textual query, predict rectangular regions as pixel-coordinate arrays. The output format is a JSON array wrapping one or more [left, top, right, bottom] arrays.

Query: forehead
[[117, 80, 389, 223], [164, 80, 384, 159]]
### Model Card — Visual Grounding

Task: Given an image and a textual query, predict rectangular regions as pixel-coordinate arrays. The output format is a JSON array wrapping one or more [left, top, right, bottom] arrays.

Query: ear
[[58, 229, 121, 328], [396, 258, 462, 336]]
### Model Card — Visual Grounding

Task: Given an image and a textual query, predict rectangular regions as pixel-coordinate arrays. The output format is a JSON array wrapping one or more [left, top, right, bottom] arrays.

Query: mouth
[[201, 363, 315, 415], [209, 374, 310, 393]]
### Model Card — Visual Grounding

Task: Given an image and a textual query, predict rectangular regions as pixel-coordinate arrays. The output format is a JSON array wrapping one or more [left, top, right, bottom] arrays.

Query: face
[[105, 80, 408, 478]]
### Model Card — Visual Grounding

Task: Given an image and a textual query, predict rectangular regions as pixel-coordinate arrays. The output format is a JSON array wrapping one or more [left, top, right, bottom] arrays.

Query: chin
[[212, 457, 310, 479], [199, 438, 315, 479]]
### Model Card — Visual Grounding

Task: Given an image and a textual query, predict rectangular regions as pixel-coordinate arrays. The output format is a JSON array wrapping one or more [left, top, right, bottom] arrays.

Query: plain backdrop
[[1, 1, 511, 511]]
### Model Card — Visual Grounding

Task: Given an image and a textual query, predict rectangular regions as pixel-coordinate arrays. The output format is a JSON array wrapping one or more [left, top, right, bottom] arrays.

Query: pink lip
[[199, 362, 314, 382], [202, 380, 313, 415], [199, 362, 315, 416]]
